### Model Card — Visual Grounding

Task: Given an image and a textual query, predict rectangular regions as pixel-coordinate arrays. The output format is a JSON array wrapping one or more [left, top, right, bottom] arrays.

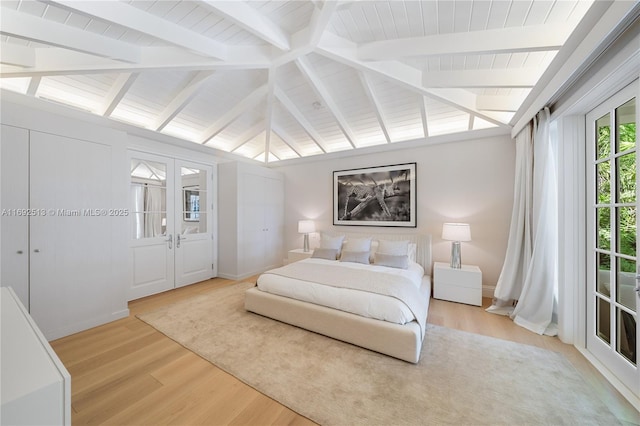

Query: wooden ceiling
[[0, 1, 597, 163]]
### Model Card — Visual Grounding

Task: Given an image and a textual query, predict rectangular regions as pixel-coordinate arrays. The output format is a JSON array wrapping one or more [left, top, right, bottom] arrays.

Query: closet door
[[129, 153, 175, 300], [29, 132, 113, 339], [174, 161, 214, 287], [0, 125, 29, 309], [240, 172, 267, 275], [263, 176, 284, 270]]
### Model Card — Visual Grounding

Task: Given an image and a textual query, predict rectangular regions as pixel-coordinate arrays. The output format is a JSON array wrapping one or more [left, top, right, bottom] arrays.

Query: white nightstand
[[433, 262, 482, 306], [286, 248, 313, 264]]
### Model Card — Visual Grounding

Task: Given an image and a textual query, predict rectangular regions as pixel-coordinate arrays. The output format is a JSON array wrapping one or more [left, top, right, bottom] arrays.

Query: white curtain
[[132, 185, 144, 239], [487, 108, 558, 336], [144, 186, 163, 238]]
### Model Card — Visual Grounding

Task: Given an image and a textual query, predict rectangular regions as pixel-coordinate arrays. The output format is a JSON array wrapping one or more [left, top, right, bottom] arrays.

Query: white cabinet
[[433, 262, 482, 306], [0, 125, 128, 340], [218, 162, 284, 280], [1, 287, 71, 425]]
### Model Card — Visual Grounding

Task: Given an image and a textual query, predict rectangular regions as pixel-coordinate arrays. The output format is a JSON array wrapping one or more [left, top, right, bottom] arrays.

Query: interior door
[[586, 81, 638, 398], [129, 152, 175, 300], [174, 161, 214, 287]]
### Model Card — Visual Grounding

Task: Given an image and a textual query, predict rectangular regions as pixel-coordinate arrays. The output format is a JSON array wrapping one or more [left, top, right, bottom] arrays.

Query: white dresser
[[1, 287, 71, 425]]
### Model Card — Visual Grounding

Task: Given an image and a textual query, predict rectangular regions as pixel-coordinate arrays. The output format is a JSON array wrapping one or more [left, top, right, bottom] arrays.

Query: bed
[[244, 232, 432, 363]]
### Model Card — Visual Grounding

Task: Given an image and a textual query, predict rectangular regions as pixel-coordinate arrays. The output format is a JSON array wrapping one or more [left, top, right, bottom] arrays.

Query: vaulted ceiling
[[0, 1, 596, 163]]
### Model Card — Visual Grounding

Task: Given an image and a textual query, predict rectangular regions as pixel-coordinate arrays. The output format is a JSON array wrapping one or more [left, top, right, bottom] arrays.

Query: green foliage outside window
[[597, 122, 636, 273]]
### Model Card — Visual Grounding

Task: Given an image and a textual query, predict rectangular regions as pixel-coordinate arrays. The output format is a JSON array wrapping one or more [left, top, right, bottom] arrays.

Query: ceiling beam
[[48, 0, 227, 60], [228, 122, 265, 152], [422, 68, 541, 88], [26, 77, 41, 96], [274, 86, 328, 153], [419, 96, 429, 138], [316, 33, 510, 127], [0, 43, 35, 68], [272, 125, 303, 158], [476, 94, 528, 112], [264, 68, 277, 163], [0, 46, 271, 78], [357, 72, 391, 143], [295, 56, 357, 148], [358, 23, 573, 61], [0, 7, 140, 63], [154, 71, 214, 131], [200, 84, 269, 144], [200, 1, 290, 51], [101, 73, 139, 116]]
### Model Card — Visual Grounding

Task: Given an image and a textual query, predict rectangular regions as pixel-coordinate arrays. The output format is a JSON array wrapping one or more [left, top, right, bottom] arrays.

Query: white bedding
[[256, 258, 428, 326]]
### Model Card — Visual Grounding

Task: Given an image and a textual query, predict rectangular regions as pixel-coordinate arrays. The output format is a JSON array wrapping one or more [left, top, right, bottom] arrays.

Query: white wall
[[272, 134, 516, 293]]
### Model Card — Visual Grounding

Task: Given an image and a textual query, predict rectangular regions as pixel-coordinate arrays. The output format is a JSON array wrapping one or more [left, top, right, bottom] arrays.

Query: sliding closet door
[[586, 81, 638, 398], [129, 152, 175, 300], [174, 160, 214, 288]]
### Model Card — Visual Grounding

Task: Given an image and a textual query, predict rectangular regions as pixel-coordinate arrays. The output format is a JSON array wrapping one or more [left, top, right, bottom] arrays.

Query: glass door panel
[[587, 83, 638, 397]]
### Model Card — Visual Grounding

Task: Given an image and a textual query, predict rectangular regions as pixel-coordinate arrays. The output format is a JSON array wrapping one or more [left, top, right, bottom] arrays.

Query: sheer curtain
[[487, 108, 558, 336]]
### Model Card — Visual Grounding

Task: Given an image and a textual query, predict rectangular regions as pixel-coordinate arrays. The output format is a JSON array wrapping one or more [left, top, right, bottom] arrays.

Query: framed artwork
[[333, 163, 416, 227]]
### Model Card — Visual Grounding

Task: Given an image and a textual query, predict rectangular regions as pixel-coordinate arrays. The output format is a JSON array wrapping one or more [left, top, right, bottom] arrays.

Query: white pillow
[[320, 234, 345, 256], [374, 253, 409, 269], [343, 237, 372, 253], [377, 239, 409, 256], [311, 248, 339, 260]]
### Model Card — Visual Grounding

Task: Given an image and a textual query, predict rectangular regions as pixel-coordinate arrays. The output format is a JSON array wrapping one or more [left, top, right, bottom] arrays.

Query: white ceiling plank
[[26, 77, 41, 96], [200, 84, 269, 144], [468, 115, 474, 131], [358, 72, 391, 143], [358, 23, 574, 60], [422, 68, 542, 88], [0, 7, 140, 63], [101, 72, 140, 117], [295, 56, 357, 148], [49, 0, 228, 60], [154, 71, 215, 131], [0, 43, 35, 68], [200, 1, 290, 51], [274, 86, 328, 153], [316, 33, 510, 127], [0, 46, 271, 78], [419, 96, 429, 138]]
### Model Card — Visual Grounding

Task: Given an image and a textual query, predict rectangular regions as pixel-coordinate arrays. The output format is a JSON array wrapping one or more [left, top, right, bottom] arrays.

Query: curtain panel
[[487, 108, 558, 336]]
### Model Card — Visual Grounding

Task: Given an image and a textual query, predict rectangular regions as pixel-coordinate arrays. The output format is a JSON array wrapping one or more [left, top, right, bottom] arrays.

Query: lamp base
[[303, 234, 310, 252], [450, 241, 461, 269]]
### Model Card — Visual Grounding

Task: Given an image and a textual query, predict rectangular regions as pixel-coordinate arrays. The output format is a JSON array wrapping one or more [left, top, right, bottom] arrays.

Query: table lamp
[[442, 223, 471, 269], [298, 220, 315, 252]]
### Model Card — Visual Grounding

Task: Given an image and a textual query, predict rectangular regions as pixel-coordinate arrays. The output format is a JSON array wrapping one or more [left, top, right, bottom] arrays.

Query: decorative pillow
[[340, 250, 370, 265], [377, 239, 409, 256], [311, 248, 338, 260], [342, 237, 372, 253], [374, 253, 409, 269], [320, 234, 345, 256]]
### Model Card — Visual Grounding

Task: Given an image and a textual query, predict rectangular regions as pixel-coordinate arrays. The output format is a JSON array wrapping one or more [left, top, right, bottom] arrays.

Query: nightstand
[[433, 262, 482, 306], [286, 248, 313, 264]]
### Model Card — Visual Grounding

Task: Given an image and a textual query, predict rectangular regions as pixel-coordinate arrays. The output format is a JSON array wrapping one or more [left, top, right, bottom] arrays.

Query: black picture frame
[[333, 163, 416, 227]]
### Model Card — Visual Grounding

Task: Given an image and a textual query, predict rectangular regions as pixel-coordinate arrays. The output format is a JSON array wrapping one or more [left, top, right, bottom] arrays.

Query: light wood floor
[[51, 277, 639, 426]]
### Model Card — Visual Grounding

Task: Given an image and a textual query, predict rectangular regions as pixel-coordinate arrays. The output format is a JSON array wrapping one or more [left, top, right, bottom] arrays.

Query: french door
[[129, 152, 214, 300], [586, 81, 639, 397]]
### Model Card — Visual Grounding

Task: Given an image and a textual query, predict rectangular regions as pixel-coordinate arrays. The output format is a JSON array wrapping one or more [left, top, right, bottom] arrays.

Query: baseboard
[[482, 285, 495, 299], [47, 309, 130, 342]]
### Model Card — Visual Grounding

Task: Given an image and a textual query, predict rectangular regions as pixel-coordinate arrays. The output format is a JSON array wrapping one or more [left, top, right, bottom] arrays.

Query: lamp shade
[[298, 220, 315, 234], [442, 223, 471, 242]]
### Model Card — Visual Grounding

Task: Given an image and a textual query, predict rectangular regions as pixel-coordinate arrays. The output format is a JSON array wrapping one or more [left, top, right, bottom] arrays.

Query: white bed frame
[[245, 232, 432, 363]]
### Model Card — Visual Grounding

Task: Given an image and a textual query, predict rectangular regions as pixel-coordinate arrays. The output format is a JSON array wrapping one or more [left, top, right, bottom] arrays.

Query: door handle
[[166, 234, 173, 249], [176, 234, 181, 249]]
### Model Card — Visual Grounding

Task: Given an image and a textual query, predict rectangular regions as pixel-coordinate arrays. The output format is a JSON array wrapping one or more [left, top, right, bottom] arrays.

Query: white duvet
[[257, 258, 428, 326]]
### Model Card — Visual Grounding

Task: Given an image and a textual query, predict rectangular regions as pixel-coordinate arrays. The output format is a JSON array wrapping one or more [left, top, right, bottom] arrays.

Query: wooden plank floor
[[51, 277, 639, 425]]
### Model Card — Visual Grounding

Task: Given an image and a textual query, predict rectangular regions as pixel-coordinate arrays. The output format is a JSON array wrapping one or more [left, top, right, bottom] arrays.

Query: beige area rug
[[138, 282, 620, 426]]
